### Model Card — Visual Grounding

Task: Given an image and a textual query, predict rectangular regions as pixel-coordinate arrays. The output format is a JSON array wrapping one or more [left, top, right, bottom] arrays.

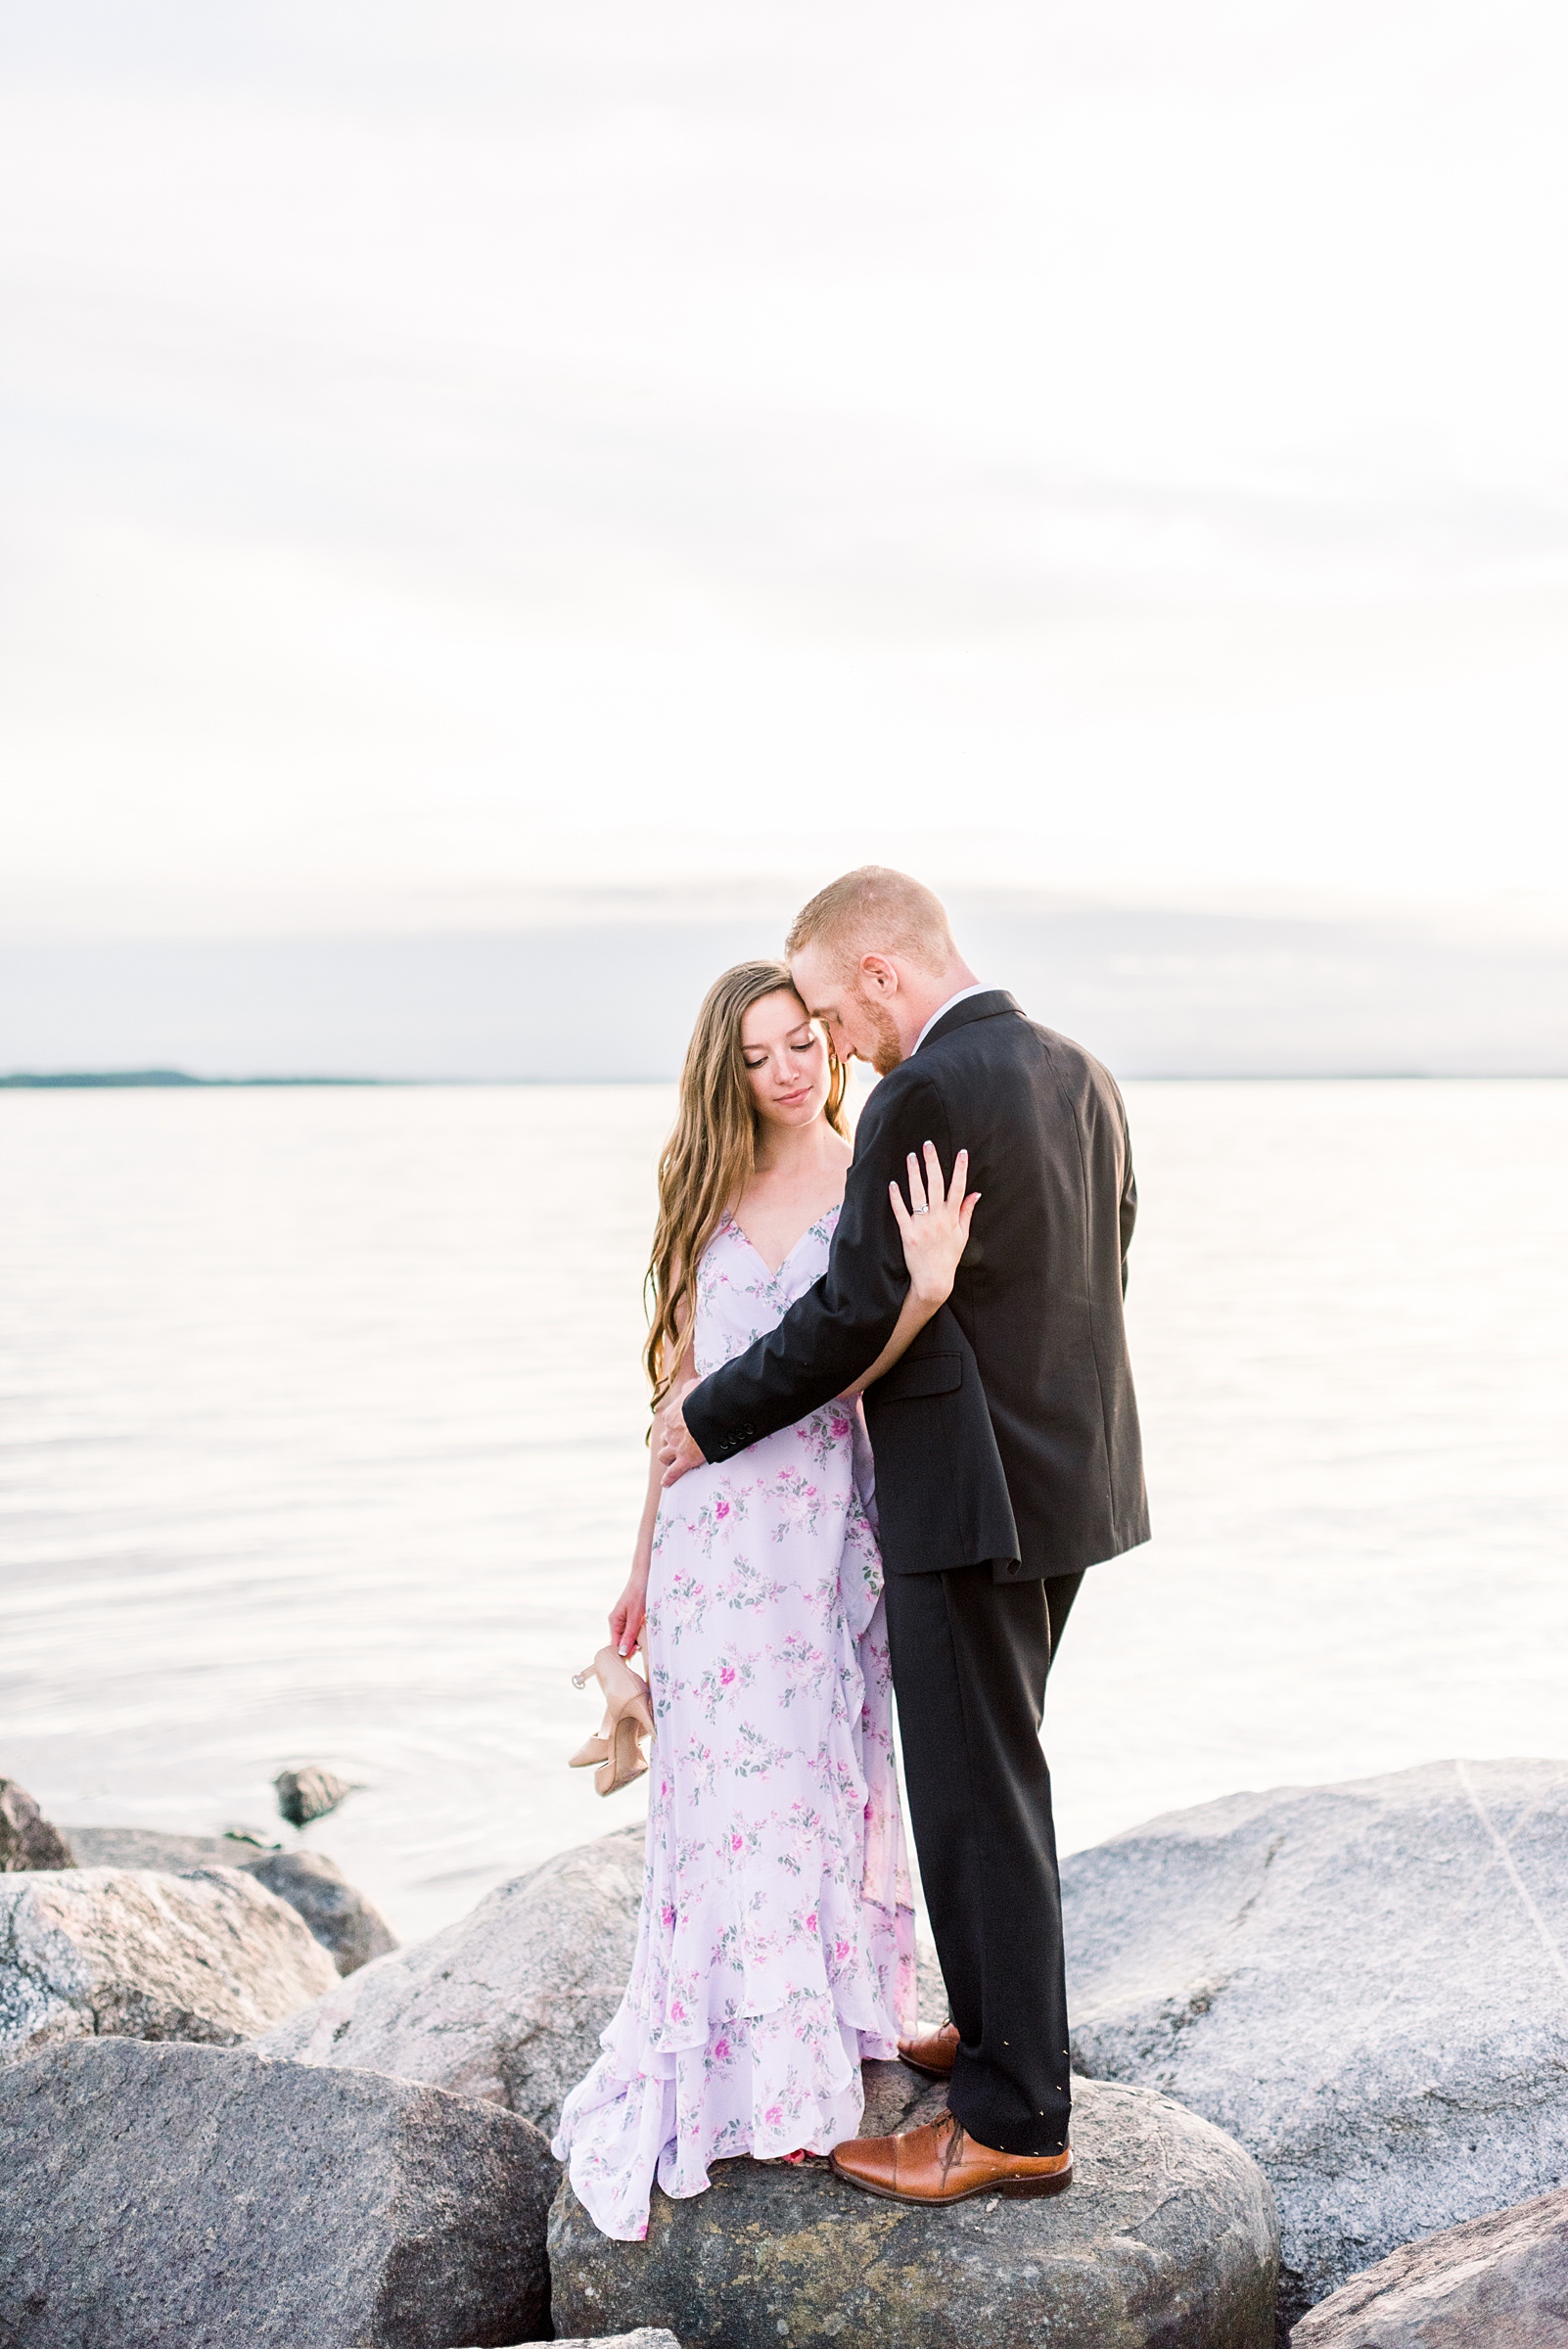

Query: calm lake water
[[3, 1080, 1565, 1941]]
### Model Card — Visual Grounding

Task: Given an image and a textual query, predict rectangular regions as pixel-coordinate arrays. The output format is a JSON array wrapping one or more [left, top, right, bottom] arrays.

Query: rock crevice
[[1291, 2182, 1568, 2345]]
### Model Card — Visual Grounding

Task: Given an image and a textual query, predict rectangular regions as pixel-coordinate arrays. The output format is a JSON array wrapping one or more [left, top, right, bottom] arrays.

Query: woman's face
[[739, 990, 832, 1131]]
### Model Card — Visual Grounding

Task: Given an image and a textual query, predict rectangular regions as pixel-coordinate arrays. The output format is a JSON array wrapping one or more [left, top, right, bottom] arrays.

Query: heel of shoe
[[998, 2161, 1073, 2199], [594, 1711, 651, 1798]]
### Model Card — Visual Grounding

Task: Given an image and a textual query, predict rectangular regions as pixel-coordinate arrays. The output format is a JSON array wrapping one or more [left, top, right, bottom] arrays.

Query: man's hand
[[651, 1381, 693, 1462], [657, 1391, 708, 1488]]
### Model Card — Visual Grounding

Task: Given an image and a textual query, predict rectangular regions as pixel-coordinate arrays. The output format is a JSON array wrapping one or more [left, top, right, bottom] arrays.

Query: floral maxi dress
[[552, 1206, 917, 2240]]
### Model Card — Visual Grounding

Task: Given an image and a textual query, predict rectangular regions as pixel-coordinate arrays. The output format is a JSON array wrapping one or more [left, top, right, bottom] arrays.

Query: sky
[[4, 0, 1568, 971]]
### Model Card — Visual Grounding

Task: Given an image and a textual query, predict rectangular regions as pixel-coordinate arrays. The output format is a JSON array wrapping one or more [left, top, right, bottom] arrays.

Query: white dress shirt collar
[[912, 983, 991, 1056]]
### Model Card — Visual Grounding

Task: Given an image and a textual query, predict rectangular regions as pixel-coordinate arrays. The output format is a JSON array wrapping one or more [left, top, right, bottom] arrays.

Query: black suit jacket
[[683, 991, 1150, 1581]]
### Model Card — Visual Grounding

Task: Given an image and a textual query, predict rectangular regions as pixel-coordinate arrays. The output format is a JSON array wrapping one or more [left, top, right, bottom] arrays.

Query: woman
[[553, 959, 976, 2240]]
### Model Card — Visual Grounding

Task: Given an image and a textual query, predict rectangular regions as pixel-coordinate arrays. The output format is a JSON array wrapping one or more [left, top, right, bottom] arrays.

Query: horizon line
[[4, 1068, 1568, 1091]]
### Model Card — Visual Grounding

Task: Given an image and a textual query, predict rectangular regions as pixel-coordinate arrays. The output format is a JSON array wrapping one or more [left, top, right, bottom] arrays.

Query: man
[[661, 866, 1148, 2205]]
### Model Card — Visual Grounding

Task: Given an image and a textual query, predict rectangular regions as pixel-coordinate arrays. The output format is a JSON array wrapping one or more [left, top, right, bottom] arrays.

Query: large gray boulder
[[0, 1779, 73, 1871], [0, 1865, 339, 2065], [67, 1826, 398, 1976], [1061, 1758, 1568, 2336], [1290, 2184, 1568, 2345], [0, 2037, 555, 2348], [258, 1822, 646, 2135], [549, 2060, 1279, 2349]]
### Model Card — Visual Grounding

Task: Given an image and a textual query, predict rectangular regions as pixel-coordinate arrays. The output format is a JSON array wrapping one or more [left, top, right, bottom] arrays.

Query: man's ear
[[859, 953, 898, 997]]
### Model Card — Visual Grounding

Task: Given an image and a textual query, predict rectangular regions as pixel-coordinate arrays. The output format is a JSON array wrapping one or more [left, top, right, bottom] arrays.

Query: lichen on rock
[[549, 2061, 1279, 2349]]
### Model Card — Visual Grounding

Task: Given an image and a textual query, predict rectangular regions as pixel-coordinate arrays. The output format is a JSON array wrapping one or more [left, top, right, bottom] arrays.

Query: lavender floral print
[[552, 1207, 916, 2239]]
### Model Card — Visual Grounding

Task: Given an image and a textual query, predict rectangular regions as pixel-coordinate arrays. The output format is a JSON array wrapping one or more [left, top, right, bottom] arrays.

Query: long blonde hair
[[644, 960, 848, 1408]]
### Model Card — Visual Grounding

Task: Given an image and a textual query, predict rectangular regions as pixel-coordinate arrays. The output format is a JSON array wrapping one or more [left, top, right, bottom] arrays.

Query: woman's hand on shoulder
[[890, 1141, 979, 1306]]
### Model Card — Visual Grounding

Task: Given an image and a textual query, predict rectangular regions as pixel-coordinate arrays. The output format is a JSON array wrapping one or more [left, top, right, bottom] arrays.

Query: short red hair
[[785, 866, 955, 980]]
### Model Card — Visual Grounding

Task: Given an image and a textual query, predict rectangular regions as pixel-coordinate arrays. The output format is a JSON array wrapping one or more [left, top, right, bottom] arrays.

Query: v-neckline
[[726, 1204, 836, 1282]]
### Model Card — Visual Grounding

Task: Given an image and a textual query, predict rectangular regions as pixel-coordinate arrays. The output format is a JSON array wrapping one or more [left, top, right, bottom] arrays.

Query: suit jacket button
[[1007, 1560, 1020, 1575]]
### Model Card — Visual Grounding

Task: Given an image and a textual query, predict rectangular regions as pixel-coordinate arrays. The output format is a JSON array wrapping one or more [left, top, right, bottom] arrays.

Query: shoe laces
[[931, 2108, 967, 2185]]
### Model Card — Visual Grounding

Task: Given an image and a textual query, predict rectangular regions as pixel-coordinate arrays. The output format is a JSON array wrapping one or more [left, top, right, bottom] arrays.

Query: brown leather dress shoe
[[831, 2108, 1073, 2205], [898, 2021, 959, 2081]]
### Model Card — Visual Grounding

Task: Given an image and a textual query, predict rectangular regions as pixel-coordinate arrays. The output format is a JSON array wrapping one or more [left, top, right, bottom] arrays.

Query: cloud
[[3, 0, 1567, 932]]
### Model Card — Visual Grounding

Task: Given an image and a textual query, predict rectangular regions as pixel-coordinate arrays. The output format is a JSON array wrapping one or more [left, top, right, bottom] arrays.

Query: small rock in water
[[0, 2038, 555, 2349], [1291, 2183, 1568, 2345], [0, 1865, 338, 2068], [274, 1764, 355, 1828], [0, 1779, 74, 1871]]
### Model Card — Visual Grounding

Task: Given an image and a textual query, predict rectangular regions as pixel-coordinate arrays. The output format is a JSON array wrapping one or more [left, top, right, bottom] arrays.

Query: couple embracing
[[554, 866, 1148, 2240]]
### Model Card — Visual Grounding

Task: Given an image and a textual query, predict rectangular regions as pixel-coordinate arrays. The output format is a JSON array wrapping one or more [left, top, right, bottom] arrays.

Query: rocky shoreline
[[3, 1759, 1565, 2348]]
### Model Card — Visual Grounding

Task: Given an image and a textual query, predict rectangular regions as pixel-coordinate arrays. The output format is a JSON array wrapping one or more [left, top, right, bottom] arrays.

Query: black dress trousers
[[884, 1562, 1073, 2156]]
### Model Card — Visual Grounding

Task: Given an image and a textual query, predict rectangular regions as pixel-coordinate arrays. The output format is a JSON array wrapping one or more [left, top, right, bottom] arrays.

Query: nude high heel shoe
[[569, 1645, 655, 1796]]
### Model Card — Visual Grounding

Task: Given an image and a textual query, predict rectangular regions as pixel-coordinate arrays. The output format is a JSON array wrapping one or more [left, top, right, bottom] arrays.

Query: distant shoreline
[[3, 1069, 1565, 1090], [0, 1071, 391, 1089]]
